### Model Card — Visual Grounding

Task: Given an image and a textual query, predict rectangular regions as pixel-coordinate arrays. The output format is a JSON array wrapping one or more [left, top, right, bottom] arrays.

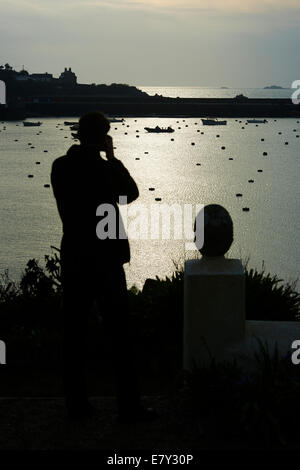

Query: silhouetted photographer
[[51, 111, 156, 422]]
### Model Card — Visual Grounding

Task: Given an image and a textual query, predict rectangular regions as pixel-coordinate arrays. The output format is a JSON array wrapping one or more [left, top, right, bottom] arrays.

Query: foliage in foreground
[[0, 248, 299, 365], [182, 338, 300, 446]]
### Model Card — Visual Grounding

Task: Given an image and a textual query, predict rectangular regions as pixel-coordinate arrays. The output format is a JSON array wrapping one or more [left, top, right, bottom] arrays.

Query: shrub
[[182, 338, 300, 446]]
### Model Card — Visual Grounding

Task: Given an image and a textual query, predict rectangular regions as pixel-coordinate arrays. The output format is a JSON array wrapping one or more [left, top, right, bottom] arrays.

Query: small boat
[[23, 121, 42, 127], [201, 118, 227, 126], [109, 118, 124, 123], [71, 132, 78, 139], [144, 126, 174, 133], [64, 121, 78, 126], [247, 119, 268, 124], [70, 124, 79, 131]]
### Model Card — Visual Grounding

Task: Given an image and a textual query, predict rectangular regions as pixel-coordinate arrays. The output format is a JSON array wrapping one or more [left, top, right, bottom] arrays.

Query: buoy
[[221, 146, 225, 150], [278, 132, 282, 135], [197, 130, 200, 132], [136, 135, 139, 138], [191, 142, 195, 145], [296, 135, 299, 138], [125, 132, 128, 135], [201, 132, 204, 135], [136, 130, 139, 132], [261, 138, 264, 141], [242, 208, 250, 212], [171, 138, 174, 141], [241, 127, 245, 129]]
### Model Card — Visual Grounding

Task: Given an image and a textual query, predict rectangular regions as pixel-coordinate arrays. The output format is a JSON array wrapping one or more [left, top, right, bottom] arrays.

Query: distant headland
[[264, 85, 285, 89]]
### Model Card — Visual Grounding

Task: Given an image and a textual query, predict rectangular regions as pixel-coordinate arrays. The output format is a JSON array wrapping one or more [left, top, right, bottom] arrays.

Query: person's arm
[[51, 158, 68, 221], [105, 136, 139, 204]]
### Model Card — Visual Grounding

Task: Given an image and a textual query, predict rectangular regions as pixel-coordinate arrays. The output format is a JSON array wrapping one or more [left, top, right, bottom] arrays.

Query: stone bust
[[194, 204, 233, 257]]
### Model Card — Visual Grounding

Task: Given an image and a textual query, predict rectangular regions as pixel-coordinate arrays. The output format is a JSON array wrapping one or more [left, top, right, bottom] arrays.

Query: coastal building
[[58, 67, 77, 84]]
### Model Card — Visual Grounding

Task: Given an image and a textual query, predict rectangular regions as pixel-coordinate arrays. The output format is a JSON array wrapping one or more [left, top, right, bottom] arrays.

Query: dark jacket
[[51, 144, 139, 267]]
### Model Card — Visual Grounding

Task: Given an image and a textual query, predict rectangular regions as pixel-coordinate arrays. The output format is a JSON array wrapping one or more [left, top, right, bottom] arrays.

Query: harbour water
[[0, 102, 299, 290]]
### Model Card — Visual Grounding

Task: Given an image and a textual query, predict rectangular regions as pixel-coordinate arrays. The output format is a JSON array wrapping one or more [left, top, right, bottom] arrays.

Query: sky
[[1, 0, 300, 87]]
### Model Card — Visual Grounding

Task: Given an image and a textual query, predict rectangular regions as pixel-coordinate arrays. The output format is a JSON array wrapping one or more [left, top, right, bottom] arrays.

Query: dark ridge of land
[[1, 97, 300, 120]]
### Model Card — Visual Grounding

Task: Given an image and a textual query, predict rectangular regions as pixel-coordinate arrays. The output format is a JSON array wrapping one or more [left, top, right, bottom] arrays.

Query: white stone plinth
[[183, 257, 245, 370]]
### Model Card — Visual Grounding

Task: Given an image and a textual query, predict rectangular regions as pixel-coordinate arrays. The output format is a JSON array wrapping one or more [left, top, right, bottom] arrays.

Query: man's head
[[78, 111, 110, 148]]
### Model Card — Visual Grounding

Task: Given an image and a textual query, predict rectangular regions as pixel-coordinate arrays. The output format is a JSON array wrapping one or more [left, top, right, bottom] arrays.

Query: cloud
[[122, 0, 300, 13], [4, 0, 300, 15]]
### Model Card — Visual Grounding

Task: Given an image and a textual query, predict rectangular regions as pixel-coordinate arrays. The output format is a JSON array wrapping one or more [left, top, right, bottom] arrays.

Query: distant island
[[264, 85, 284, 89]]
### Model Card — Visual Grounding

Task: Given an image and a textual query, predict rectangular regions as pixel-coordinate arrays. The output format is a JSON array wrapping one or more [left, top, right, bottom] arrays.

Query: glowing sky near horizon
[[0, 0, 299, 86]]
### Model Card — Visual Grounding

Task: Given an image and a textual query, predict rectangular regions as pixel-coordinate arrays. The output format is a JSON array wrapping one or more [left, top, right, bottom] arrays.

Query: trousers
[[61, 251, 141, 414]]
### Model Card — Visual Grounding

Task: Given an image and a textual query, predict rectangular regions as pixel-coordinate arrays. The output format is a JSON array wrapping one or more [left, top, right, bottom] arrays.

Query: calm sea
[[0, 87, 299, 289]]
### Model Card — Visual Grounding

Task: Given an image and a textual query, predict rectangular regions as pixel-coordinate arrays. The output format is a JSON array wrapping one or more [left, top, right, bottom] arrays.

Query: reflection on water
[[0, 116, 299, 289]]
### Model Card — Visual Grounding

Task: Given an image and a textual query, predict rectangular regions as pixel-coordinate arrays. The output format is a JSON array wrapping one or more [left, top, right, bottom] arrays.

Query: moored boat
[[144, 125, 174, 133], [109, 118, 124, 123], [23, 121, 42, 127], [201, 118, 227, 126], [247, 119, 268, 123]]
